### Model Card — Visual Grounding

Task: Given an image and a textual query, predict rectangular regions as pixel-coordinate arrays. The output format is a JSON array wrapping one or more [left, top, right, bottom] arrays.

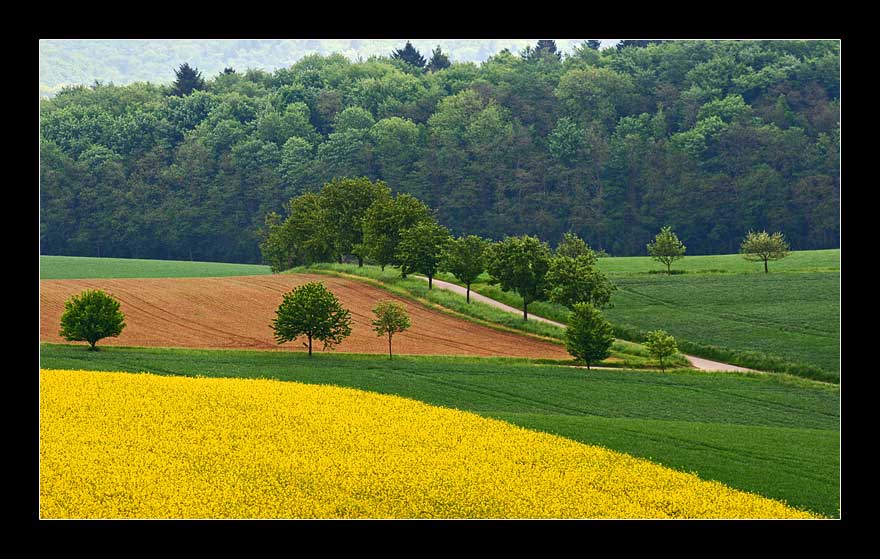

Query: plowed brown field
[[40, 274, 570, 359]]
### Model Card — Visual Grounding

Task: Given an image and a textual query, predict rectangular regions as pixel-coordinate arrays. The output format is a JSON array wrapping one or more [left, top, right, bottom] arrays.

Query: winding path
[[417, 276, 757, 373]]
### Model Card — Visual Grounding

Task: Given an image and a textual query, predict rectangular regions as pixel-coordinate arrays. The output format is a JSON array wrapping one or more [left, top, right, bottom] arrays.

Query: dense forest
[[40, 40, 840, 264]]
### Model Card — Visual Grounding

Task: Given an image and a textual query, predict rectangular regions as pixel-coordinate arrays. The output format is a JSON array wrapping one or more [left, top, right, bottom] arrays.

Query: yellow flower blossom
[[39, 369, 821, 519]]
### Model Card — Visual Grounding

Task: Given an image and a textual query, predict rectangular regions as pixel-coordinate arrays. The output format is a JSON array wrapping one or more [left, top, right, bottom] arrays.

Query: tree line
[[41, 40, 839, 263]]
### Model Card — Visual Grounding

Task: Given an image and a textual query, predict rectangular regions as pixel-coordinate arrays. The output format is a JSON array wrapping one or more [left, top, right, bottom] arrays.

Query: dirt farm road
[[417, 276, 757, 373]]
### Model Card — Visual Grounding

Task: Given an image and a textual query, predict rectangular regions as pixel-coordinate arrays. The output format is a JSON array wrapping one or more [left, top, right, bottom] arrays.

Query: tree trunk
[[358, 256, 363, 267], [667, 261, 671, 274], [308, 336, 313, 356], [428, 275, 433, 289], [764, 259, 768, 273], [388, 334, 393, 359], [88, 341, 97, 351], [523, 299, 528, 321], [466, 283, 471, 303]]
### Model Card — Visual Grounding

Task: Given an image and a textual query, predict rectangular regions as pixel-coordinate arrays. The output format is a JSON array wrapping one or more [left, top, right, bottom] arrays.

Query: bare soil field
[[40, 274, 570, 359]]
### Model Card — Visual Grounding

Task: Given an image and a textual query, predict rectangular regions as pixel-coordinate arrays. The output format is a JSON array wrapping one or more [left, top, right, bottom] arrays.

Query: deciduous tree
[[371, 300, 411, 358], [320, 177, 392, 266], [396, 220, 452, 289], [442, 235, 489, 303], [565, 303, 615, 370], [59, 290, 126, 351], [644, 330, 678, 371], [362, 193, 432, 270], [740, 230, 790, 273], [485, 235, 552, 321], [647, 226, 686, 274], [545, 254, 616, 310], [272, 282, 352, 356]]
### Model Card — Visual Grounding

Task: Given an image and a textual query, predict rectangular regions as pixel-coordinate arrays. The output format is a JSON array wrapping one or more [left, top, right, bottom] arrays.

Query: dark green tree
[[171, 63, 206, 97], [391, 41, 426, 69], [396, 220, 453, 289], [259, 192, 333, 272], [59, 289, 126, 351], [371, 300, 412, 359], [740, 230, 790, 273], [564, 303, 615, 370], [362, 193, 432, 270], [485, 235, 552, 321], [586, 39, 602, 50], [426, 45, 452, 72], [272, 282, 353, 356], [320, 177, 392, 266], [647, 226, 687, 274], [442, 235, 489, 303]]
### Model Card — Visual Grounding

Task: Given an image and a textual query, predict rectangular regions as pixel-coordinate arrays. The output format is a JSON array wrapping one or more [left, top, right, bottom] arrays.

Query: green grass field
[[40, 255, 272, 279], [39, 343, 840, 518]]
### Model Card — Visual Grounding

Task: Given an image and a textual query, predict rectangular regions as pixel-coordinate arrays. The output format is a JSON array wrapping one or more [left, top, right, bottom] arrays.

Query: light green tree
[[371, 300, 412, 359], [740, 230, 790, 273], [59, 290, 126, 351], [565, 303, 615, 370], [644, 330, 678, 371], [647, 226, 686, 274], [272, 282, 352, 356]]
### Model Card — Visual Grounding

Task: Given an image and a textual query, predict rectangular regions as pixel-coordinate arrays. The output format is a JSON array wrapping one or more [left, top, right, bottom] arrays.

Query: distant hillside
[[39, 39, 605, 96]]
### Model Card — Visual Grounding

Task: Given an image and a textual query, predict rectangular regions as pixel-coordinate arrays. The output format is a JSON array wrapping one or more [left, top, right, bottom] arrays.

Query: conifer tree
[[391, 41, 426, 69], [171, 62, 206, 96], [426, 45, 451, 72]]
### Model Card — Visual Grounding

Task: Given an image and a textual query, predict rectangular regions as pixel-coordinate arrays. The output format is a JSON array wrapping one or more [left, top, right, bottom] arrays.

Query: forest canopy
[[40, 40, 840, 263]]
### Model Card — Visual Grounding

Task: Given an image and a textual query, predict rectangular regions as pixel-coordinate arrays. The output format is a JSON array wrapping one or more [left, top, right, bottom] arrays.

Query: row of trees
[[41, 40, 839, 263], [647, 225, 791, 273], [57, 283, 677, 371], [261, 177, 617, 320]]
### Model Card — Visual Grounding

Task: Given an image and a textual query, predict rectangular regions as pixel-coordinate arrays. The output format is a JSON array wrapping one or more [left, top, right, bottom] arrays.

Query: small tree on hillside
[[372, 300, 411, 359], [272, 282, 352, 356], [59, 290, 126, 351], [647, 226, 686, 274], [442, 235, 489, 303], [644, 330, 678, 372], [396, 220, 452, 289], [740, 230, 790, 273], [565, 303, 615, 370]]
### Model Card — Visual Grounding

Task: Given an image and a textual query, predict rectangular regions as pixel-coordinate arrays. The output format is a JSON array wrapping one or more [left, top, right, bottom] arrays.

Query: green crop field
[[39, 343, 840, 518], [40, 255, 272, 279], [423, 250, 840, 382]]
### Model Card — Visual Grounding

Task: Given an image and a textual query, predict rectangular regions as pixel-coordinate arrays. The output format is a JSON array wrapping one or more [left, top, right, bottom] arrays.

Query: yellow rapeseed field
[[39, 369, 820, 519]]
